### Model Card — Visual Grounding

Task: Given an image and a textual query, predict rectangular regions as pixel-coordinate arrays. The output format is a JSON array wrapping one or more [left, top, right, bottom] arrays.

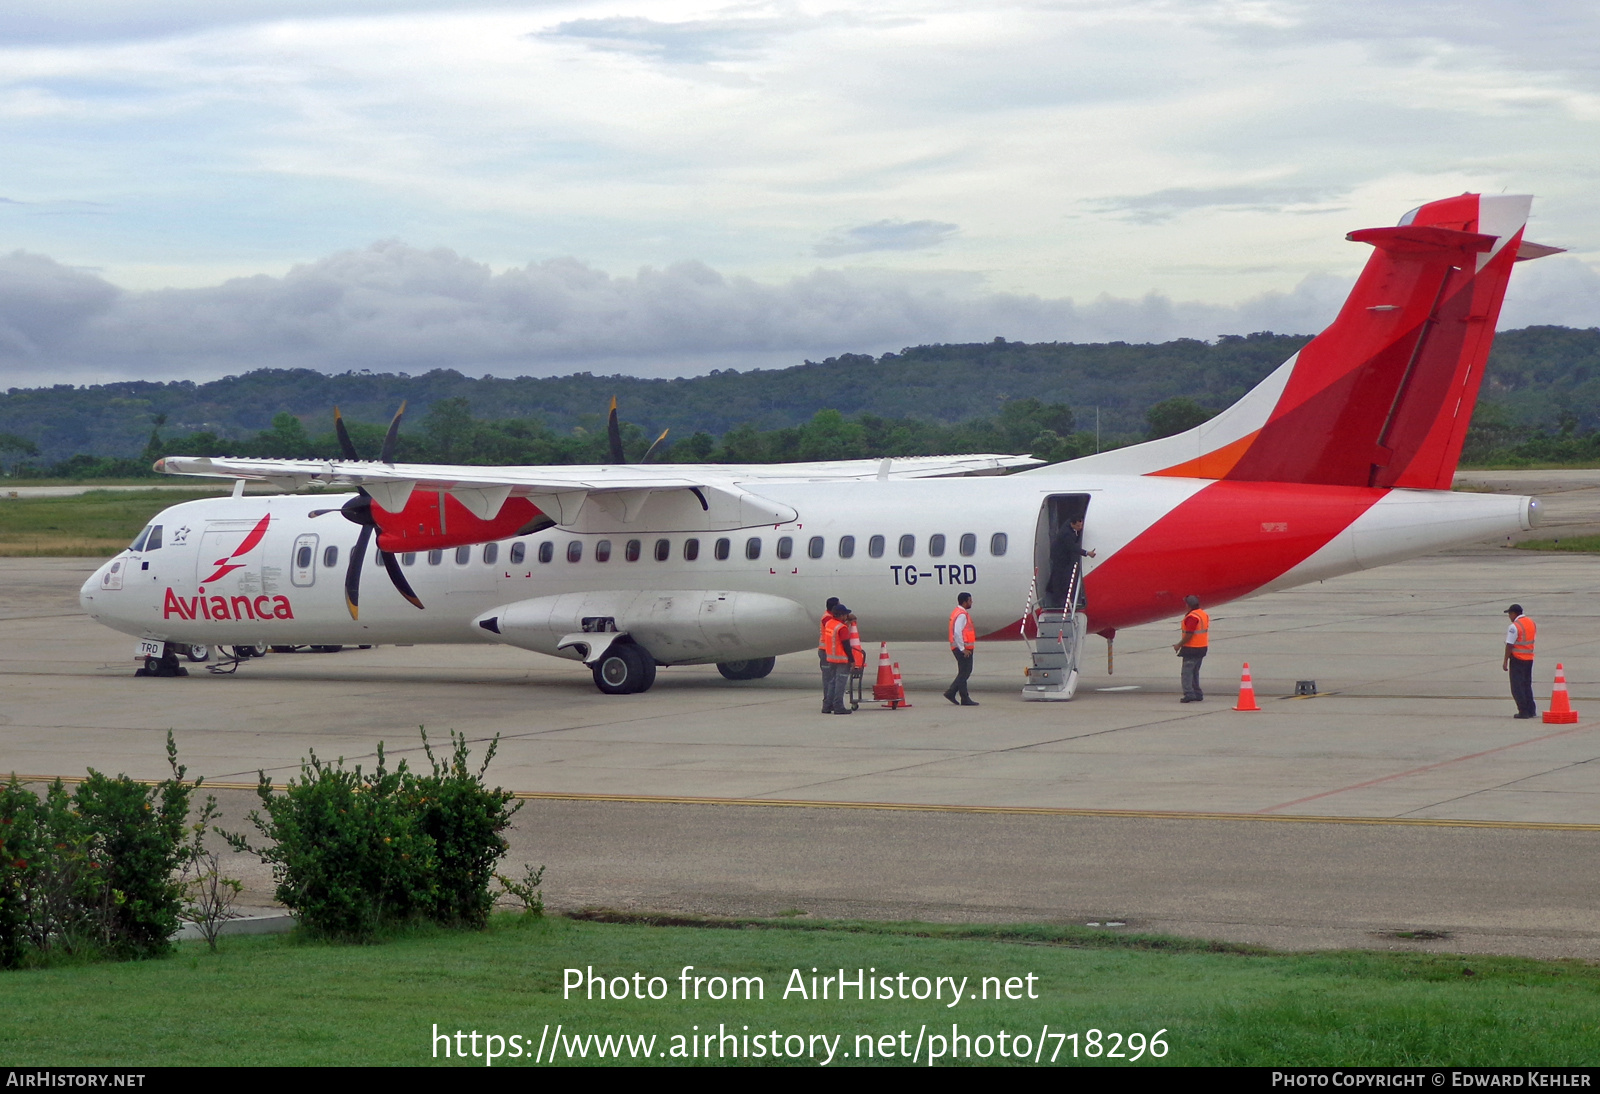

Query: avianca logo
[[167, 513, 296, 621], [164, 588, 294, 621], [201, 513, 272, 584]]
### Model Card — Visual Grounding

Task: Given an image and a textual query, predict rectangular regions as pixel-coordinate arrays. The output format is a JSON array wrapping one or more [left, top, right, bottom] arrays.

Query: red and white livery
[[81, 194, 1555, 695]]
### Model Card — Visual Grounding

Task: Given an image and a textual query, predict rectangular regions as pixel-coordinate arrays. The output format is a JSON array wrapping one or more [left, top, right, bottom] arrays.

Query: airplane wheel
[[185, 644, 210, 663], [251, 642, 269, 656], [592, 644, 651, 695], [716, 657, 775, 681], [270, 645, 296, 653], [311, 645, 343, 653], [230, 645, 256, 659]]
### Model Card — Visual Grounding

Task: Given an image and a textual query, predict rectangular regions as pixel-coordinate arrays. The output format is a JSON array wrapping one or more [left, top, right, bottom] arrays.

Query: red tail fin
[[1221, 194, 1528, 489], [1061, 194, 1560, 490]]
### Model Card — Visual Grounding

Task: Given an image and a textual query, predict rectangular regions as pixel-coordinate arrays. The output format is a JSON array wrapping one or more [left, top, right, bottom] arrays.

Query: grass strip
[[0, 488, 233, 556], [3, 913, 1599, 1067], [1515, 536, 1600, 553]]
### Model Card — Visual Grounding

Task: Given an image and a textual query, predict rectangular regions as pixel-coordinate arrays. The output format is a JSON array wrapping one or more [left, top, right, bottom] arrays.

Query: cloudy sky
[[2, 0, 1598, 387]]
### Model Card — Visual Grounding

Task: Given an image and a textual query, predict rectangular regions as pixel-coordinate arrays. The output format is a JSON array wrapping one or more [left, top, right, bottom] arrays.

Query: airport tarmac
[[3, 470, 1599, 957]]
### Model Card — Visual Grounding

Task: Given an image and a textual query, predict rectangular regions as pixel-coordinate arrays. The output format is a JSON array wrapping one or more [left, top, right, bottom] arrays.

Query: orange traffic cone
[[888, 661, 912, 709], [871, 643, 897, 701], [1544, 663, 1580, 724], [1233, 663, 1262, 712]]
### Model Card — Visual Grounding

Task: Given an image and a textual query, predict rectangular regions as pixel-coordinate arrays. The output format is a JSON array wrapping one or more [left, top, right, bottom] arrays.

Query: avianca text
[[162, 587, 295, 621]]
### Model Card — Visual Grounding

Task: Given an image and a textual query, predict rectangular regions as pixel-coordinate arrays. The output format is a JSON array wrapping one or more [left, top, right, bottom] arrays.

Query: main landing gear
[[716, 657, 776, 682], [591, 642, 658, 695]]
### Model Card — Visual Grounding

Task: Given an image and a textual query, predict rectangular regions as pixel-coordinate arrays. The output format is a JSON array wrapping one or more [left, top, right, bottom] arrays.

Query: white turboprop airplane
[[81, 193, 1557, 697]]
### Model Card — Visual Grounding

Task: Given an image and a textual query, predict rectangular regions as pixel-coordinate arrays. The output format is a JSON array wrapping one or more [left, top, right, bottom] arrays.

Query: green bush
[[408, 731, 519, 928], [230, 730, 518, 940], [0, 734, 200, 968]]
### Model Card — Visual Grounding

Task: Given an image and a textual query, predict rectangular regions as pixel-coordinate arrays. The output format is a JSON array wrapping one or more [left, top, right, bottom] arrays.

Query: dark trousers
[[947, 649, 974, 701], [821, 655, 841, 712], [1509, 657, 1536, 717], [1181, 649, 1206, 700]]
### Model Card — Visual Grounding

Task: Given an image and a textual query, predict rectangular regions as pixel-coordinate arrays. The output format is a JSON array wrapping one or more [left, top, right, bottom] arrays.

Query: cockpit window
[[130, 525, 163, 551], [129, 526, 152, 552]]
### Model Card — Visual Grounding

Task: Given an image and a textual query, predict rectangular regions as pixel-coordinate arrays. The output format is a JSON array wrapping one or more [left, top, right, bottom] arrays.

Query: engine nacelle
[[472, 589, 814, 666], [373, 492, 552, 553]]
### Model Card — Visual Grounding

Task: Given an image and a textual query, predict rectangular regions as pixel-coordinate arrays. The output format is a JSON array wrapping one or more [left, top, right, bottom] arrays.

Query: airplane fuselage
[[80, 469, 1538, 663]]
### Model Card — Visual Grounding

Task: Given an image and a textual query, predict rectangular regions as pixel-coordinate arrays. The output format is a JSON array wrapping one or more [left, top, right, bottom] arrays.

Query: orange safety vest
[[818, 615, 832, 652], [1511, 615, 1536, 660], [1181, 609, 1210, 649], [949, 606, 976, 650], [847, 620, 865, 669], [822, 616, 848, 664]]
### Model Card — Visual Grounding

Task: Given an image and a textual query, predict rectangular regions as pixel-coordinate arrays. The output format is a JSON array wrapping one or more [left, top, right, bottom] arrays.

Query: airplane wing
[[154, 453, 1039, 526]]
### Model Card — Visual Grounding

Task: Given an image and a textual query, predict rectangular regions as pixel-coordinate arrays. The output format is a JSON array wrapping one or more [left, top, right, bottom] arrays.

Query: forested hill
[[0, 333, 1309, 462], [3, 326, 1598, 465]]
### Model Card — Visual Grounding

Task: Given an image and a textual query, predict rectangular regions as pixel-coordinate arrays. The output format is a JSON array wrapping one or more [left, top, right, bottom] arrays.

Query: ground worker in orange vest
[[818, 596, 840, 713], [1173, 594, 1209, 703], [824, 602, 854, 715], [944, 592, 979, 706], [1502, 603, 1538, 719]]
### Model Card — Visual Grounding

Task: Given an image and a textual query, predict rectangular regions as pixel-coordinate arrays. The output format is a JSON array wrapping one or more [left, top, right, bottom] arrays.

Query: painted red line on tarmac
[[1258, 722, 1598, 814]]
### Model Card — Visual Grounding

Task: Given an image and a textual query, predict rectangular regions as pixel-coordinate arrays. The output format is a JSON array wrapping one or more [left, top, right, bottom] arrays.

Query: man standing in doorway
[[945, 592, 979, 706], [1173, 594, 1209, 703], [1503, 603, 1538, 719]]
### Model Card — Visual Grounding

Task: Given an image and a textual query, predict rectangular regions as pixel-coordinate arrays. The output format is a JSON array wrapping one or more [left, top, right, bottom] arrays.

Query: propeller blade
[[343, 523, 373, 620], [379, 549, 425, 610], [380, 401, 407, 464], [641, 427, 670, 463], [606, 396, 626, 463], [333, 407, 361, 461], [307, 508, 342, 518]]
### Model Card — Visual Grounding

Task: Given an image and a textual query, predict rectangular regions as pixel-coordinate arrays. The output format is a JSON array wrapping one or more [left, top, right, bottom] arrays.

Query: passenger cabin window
[[683, 538, 700, 561], [509, 543, 525, 565], [655, 538, 670, 562], [928, 534, 946, 557], [402, 552, 417, 566], [296, 545, 313, 569], [776, 536, 793, 560], [808, 536, 824, 559], [745, 537, 761, 560], [625, 539, 641, 562], [595, 540, 612, 563], [714, 538, 731, 561], [898, 534, 915, 558], [990, 532, 1008, 556], [455, 545, 472, 564], [428, 549, 444, 565], [537, 542, 554, 564], [867, 535, 885, 559], [483, 543, 498, 565], [838, 535, 855, 559], [959, 533, 977, 557], [567, 541, 583, 563], [323, 545, 339, 568]]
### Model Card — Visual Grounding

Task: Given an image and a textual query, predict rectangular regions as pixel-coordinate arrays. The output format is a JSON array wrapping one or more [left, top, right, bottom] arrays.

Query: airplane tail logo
[[1070, 194, 1561, 490]]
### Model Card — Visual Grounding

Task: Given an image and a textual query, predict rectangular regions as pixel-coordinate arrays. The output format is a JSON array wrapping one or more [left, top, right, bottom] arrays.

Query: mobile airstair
[[1021, 563, 1087, 701]]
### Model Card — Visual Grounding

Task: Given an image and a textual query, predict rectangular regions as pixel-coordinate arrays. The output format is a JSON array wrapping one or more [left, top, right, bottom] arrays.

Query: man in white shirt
[[944, 592, 978, 706]]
